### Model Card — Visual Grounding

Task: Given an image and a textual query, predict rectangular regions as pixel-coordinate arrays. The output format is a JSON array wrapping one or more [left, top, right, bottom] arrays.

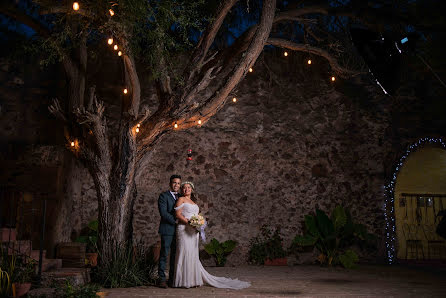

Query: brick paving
[[100, 264, 446, 297]]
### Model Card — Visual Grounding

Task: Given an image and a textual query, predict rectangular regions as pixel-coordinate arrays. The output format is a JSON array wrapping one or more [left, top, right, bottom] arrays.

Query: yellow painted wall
[[394, 146, 446, 259]]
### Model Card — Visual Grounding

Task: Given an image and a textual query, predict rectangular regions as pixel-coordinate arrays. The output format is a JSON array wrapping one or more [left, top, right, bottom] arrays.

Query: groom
[[157, 174, 181, 288]]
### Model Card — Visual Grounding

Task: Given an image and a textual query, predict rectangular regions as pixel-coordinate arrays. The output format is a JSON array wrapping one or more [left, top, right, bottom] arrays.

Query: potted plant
[[292, 205, 376, 268], [12, 257, 35, 297], [76, 220, 98, 267], [204, 238, 237, 267], [248, 225, 287, 265]]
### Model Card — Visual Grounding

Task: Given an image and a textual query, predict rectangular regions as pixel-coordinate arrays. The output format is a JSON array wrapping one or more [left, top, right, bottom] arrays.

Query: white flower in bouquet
[[189, 214, 207, 242], [189, 214, 205, 229]]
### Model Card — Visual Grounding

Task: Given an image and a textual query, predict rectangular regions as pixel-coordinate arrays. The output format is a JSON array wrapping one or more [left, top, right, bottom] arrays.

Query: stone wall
[[130, 55, 394, 265], [1, 53, 397, 264]]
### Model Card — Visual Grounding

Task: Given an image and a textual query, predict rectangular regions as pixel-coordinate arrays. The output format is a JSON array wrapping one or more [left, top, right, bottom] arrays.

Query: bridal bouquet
[[189, 214, 205, 228], [189, 214, 207, 242]]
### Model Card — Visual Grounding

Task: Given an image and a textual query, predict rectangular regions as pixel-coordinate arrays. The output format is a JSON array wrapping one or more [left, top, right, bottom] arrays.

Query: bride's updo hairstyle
[[181, 181, 197, 203]]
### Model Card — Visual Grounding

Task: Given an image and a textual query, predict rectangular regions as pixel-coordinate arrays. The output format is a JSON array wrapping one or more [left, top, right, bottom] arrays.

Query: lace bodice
[[174, 202, 199, 219]]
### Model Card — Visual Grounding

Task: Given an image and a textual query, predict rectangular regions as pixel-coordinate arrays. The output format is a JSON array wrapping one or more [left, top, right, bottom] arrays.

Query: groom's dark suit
[[157, 190, 177, 284]]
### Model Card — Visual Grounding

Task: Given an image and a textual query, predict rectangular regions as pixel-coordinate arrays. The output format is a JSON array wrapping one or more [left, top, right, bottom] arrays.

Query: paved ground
[[100, 264, 446, 297]]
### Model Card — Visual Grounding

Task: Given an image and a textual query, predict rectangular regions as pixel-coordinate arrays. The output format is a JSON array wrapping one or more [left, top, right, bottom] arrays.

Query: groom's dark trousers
[[157, 191, 177, 284]]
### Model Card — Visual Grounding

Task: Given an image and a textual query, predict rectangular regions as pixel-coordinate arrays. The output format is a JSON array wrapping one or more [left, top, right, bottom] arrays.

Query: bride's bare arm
[[175, 197, 189, 225]]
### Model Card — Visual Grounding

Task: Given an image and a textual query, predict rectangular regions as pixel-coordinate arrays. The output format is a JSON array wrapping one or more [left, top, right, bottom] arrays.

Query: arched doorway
[[394, 145, 446, 261]]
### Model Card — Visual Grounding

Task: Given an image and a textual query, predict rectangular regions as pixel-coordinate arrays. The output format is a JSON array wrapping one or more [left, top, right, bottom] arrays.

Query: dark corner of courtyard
[[1, 0, 446, 297]]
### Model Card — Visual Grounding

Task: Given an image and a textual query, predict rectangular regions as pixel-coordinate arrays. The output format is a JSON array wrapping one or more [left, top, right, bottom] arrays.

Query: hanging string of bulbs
[[282, 50, 335, 82], [71, 2, 337, 134]]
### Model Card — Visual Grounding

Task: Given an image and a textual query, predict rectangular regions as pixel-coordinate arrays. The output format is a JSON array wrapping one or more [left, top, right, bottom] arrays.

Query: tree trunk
[[92, 123, 137, 263]]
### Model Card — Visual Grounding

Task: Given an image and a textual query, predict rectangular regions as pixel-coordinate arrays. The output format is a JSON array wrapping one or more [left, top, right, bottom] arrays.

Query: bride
[[173, 181, 250, 289]]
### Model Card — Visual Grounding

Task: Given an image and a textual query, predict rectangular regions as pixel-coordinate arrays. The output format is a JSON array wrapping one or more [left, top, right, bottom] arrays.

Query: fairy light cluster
[[383, 137, 446, 264]]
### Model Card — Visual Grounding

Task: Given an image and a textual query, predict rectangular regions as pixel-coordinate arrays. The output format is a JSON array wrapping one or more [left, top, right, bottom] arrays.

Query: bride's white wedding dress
[[173, 202, 250, 289]]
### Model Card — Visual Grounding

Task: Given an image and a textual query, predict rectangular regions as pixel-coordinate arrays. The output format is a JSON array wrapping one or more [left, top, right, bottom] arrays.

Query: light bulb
[[135, 127, 139, 133], [284, 51, 288, 57], [137, 123, 140, 127], [123, 88, 128, 94], [331, 76, 336, 82], [114, 44, 118, 51], [109, 9, 115, 16], [174, 123, 178, 129], [108, 38, 113, 45], [307, 59, 312, 65], [249, 67, 253, 72], [73, 2, 80, 11], [118, 51, 122, 56], [232, 97, 237, 103], [71, 141, 75, 147], [198, 119, 202, 125]]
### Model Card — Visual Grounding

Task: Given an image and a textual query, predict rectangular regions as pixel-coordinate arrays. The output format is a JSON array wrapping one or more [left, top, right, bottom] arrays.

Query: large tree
[[1, 0, 435, 263]]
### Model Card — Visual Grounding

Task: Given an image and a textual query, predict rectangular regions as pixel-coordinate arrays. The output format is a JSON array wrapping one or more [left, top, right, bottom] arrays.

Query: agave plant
[[293, 206, 375, 268]]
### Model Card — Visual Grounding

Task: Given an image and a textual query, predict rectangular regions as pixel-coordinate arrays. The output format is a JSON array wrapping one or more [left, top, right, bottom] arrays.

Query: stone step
[[40, 267, 91, 287], [27, 288, 56, 298]]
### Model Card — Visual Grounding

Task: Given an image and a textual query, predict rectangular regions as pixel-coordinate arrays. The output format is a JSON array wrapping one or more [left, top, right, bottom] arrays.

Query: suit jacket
[[158, 191, 177, 235]]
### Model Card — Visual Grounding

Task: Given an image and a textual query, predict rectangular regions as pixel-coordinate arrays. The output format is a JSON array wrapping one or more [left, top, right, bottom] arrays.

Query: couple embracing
[[157, 174, 250, 289]]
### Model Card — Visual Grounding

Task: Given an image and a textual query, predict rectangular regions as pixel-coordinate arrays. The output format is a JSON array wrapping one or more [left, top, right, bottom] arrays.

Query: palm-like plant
[[204, 238, 237, 267], [293, 206, 375, 268]]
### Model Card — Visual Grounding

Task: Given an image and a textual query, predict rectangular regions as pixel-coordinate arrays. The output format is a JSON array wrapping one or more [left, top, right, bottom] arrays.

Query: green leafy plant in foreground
[[248, 226, 287, 265], [293, 205, 375, 268], [204, 238, 237, 267], [75, 220, 99, 253]]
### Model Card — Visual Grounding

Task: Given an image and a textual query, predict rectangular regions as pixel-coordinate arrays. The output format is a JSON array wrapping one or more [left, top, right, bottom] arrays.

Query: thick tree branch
[[267, 38, 362, 77], [0, 2, 50, 37], [39, 5, 94, 18], [123, 54, 141, 118], [186, 0, 239, 80], [180, 0, 277, 129]]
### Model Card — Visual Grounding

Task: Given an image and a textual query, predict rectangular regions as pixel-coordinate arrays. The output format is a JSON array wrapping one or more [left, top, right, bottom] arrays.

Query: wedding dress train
[[173, 203, 250, 289]]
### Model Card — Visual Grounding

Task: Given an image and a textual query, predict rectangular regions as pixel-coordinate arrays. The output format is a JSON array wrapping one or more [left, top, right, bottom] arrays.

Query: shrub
[[93, 241, 157, 288], [204, 238, 237, 267], [248, 226, 286, 265], [293, 206, 376, 268]]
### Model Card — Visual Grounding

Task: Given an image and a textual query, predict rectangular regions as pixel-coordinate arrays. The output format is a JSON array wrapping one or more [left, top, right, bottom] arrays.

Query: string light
[[114, 44, 118, 51], [135, 127, 139, 133], [108, 38, 113, 45], [384, 137, 446, 264], [284, 51, 288, 57], [232, 97, 237, 103], [123, 88, 128, 94], [71, 141, 75, 147], [73, 2, 80, 11], [331, 76, 336, 82], [109, 9, 115, 16], [118, 51, 122, 56], [137, 123, 140, 128], [174, 122, 178, 129], [307, 59, 312, 65], [249, 67, 253, 73], [197, 119, 202, 125]]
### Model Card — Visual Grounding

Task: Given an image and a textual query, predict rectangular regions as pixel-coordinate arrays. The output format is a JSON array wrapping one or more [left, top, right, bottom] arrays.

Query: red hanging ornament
[[187, 149, 193, 161]]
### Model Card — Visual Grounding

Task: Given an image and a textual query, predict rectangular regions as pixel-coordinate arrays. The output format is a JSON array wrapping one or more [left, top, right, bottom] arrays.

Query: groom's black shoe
[[157, 281, 168, 288], [167, 281, 174, 288]]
